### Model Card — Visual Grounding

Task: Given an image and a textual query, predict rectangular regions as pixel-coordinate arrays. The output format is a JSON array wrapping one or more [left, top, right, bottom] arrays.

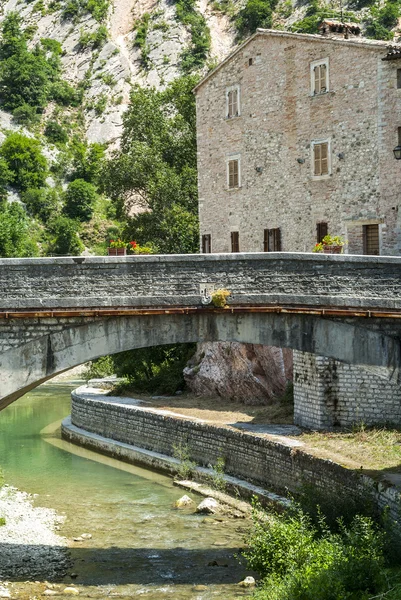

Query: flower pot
[[323, 245, 343, 254], [108, 247, 126, 256]]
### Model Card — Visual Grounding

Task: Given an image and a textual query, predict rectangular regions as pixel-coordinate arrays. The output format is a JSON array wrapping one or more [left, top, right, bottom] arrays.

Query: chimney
[[319, 19, 361, 39]]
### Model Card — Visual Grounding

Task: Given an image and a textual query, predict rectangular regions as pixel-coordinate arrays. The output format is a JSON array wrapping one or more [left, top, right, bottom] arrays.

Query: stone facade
[[194, 29, 401, 428], [67, 388, 401, 523], [195, 28, 401, 256]]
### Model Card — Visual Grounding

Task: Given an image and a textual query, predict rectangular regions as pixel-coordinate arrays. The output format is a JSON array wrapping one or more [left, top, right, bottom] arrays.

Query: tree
[[102, 75, 200, 253], [0, 158, 14, 200], [0, 201, 38, 257], [63, 178, 97, 221], [47, 215, 84, 256], [22, 187, 59, 223], [235, 0, 276, 37], [0, 133, 48, 191]]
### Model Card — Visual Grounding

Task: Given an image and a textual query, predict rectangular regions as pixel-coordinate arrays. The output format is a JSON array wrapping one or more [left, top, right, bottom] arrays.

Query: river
[[0, 382, 253, 599]]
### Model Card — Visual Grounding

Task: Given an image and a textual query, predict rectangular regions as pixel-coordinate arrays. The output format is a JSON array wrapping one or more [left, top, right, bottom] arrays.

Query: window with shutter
[[231, 231, 240, 252], [363, 224, 380, 255], [226, 85, 240, 118], [316, 222, 328, 243], [397, 69, 401, 89], [313, 142, 330, 176], [228, 159, 239, 188], [202, 234, 211, 253], [264, 228, 282, 251], [311, 59, 329, 95]]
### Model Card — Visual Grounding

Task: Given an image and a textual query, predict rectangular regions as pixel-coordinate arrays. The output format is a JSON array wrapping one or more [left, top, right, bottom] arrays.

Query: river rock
[[44, 591, 58, 596], [238, 576, 256, 587], [192, 585, 207, 591], [73, 537, 83, 542], [0, 587, 10, 598], [63, 587, 80, 595], [184, 342, 293, 404], [196, 498, 221, 515], [80, 533, 92, 539], [175, 495, 195, 509]]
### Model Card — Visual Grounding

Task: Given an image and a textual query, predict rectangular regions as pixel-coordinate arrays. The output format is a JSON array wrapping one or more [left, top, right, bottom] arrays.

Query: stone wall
[[293, 350, 401, 429], [68, 389, 401, 523], [195, 30, 401, 256], [2, 254, 401, 310]]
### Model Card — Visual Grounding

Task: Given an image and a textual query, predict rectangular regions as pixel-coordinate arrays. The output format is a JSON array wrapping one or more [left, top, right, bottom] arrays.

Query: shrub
[[22, 187, 60, 223], [235, 0, 276, 37], [12, 104, 41, 126], [244, 505, 386, 600], [50, 80, 81, 106], [48, 215, 84, 256], [63, 178, 97, 221], [0, 202, 39, 257], [211, 288, 231, 307], [44, 121, 68, 145], [0, 133, 48, 192]]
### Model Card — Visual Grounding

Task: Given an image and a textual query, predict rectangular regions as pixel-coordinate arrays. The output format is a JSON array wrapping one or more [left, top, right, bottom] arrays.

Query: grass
[[298, 426, 401, 471]]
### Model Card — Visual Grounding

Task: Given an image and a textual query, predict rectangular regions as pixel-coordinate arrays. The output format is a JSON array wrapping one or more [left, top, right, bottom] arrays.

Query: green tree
[[102, 75, 199, 253], [0, 158, 14, 200], [44, 120, 68, 145], [235, 0, 277, 37], [47, 215, 84, 256], [0, 133, 48, 191], [63, 178, 97, 221], [0, 201, 38, 257], [70, 139, 106, 184], [22, 187, 59, 223]]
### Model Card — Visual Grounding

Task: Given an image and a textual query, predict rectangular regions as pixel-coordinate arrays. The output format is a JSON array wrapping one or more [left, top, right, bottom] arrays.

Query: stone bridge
[[1, 252, 401, 429]]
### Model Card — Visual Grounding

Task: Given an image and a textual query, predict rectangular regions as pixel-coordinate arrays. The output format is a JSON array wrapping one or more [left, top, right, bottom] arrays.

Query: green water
[[0, 382, 253, 598]]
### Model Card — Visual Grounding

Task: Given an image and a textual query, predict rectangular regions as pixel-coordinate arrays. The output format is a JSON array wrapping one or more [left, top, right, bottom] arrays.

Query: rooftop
[[193, 28, 400, 93]]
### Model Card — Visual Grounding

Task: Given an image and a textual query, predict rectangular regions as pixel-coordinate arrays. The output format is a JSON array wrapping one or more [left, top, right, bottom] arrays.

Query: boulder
[[184, 342, 293, 405], [196, 497, 221, 515], [175, 495, 195, 509], [238, 576, 256, 587]]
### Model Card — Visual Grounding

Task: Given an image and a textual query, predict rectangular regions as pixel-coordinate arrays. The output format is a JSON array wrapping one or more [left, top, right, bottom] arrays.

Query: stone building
[[194, 25, 401, 256], [194, 25, 401, 429]]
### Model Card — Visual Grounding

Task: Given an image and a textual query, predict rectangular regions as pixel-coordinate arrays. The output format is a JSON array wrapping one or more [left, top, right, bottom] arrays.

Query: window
[[398, 126, 401, 145], [363, 224, 380, 255], [264, 228, 282, 252], [248, 57, 253, 66], [311, 59, 329, 95], [313, 141, 330, 177], [226, 85, 240, 118], [397, 68, 401, 89], [202, 234, 211, 253], [231, 231, 239, 252], [316, 221, 328, 243], [227, 157, 240, 188]]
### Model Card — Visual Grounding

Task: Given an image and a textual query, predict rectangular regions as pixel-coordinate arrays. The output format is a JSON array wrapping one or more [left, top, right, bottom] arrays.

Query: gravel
[[0, 485, 69, 580]]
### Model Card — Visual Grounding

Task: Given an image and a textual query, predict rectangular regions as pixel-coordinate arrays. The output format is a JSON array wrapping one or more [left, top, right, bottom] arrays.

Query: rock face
[[184, 342, 293, 405]]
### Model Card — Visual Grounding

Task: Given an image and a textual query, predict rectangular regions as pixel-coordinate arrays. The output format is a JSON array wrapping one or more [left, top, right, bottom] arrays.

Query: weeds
[[172, 442, 196, 480]]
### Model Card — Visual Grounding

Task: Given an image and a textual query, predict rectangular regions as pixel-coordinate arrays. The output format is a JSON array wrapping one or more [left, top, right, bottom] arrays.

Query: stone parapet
[[2, 253, 401, 310]]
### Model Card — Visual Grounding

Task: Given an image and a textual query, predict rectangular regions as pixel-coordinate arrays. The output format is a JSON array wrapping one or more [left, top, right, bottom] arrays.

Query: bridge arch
[[1, 311, 400, 411]]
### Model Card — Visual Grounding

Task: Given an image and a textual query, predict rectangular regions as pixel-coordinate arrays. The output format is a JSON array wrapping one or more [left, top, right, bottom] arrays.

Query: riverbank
[[65, 385, 401, 524], [0, 484, 70, 597]]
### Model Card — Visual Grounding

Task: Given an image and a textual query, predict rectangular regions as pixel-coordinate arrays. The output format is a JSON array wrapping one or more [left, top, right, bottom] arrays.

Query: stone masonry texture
[[69, 390, 401, 524], [195, 29, 401, 256]]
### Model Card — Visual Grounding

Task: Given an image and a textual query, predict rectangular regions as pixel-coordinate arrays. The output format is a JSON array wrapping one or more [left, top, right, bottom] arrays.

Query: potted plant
[[313, 234, 346, 254], [108, 239, 127, 256], [128, 241, 158, 255]]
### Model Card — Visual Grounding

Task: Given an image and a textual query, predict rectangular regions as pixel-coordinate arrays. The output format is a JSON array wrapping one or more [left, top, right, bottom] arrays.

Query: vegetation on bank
[[243, 501, 401, 600]]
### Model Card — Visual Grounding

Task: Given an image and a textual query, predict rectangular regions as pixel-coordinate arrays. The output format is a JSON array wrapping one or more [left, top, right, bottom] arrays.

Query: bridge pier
[[293, 351, 401, 429]]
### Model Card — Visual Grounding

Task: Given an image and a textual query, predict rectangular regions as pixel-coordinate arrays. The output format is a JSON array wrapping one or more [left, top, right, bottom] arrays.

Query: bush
[[0, 133, 48, 192], [48, 215, 84, 256], [0, 202, 39, 257], [44, 121, 68, 145], [63, 178, 97, 221], [22, 187, 60, 223], [12, 104, 41, 126], [244, 505, 386, 600], [49, 80, 81, 106], [235, 0, 276, 37]]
